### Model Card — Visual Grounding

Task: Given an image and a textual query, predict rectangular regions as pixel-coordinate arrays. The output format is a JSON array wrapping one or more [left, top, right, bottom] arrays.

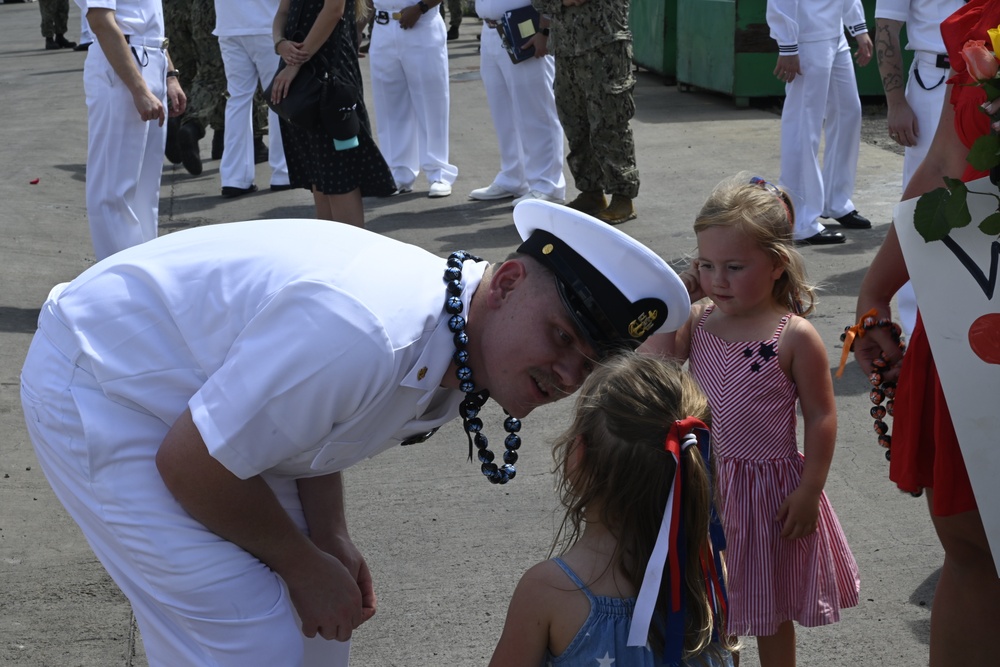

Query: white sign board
[[895, 176, 1000, 572]]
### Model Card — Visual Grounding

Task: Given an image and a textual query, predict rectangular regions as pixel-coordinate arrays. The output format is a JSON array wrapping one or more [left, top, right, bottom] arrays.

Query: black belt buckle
[[375, 10, 389, 24], [936, 53, 950, 69]]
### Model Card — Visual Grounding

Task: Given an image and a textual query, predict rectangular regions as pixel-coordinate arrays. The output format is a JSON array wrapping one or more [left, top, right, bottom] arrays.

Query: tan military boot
[[566, 191, 608, 216], [595, 195, 636, 225]]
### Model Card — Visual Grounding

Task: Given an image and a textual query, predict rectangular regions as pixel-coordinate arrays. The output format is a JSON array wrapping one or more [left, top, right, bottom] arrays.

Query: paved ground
[[0, 3, 942, 666]]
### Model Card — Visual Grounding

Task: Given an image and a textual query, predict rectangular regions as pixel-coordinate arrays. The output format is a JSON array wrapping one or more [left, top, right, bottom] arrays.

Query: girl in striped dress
[[643, 174, 859, 667]]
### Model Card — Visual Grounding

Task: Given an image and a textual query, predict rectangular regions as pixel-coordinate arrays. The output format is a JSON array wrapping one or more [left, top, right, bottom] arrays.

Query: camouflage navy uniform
[[38, 0, 72, 45], [533, 0, 638, 219], [165, 0, 227, 132]]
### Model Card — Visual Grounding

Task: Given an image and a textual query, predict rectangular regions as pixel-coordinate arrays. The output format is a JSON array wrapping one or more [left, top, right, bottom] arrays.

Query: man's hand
[[854, 32, 874, 67], [319, 533, 377, 625], [774, 54, 801, 83], [399, 4, 422, 29], [523, 31, 548, 58], [283, 548, 367, 641], [166, 77, 187, 118], [133, 89, 167, 125], [887, 100, 918, 147]]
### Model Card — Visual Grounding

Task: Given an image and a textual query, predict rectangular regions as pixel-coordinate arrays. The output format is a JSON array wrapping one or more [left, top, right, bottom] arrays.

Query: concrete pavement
[[0, 3, 940, 665]]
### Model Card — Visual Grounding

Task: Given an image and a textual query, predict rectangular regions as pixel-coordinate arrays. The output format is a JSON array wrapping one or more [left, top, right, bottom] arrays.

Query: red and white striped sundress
[[688, 306, 859, 637]]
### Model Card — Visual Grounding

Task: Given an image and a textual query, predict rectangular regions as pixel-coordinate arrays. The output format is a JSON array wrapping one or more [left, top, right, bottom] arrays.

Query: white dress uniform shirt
[[83, 0, 169, 260], [21, 219, 486, 666], [474, 0, 566, 200], [214, 0, 289, 190]]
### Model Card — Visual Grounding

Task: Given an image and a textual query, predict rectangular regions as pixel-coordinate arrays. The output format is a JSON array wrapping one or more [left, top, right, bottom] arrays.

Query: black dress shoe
[[220, 184, 258, 198], [832, 210, 872, 229], [177, 120, 204, 176], [796, 229, 846, 245], [73, 41, 92, 51], [269, 183, 295, 192]]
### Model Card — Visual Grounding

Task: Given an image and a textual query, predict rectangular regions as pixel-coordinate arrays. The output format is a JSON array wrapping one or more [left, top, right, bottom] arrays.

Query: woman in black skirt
[[271, 0, 396, 227]]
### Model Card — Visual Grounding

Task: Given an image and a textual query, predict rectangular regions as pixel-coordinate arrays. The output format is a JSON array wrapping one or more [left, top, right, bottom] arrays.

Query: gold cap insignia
[[628, 310, 659, 338], [542, 243, 554, 255]]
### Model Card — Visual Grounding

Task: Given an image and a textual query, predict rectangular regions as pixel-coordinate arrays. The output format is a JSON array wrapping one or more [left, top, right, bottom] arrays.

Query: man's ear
[[486, 259, 528, 309]]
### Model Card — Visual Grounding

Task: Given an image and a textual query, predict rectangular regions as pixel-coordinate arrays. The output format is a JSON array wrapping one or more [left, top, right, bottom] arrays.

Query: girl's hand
[[269, 64, 302, 105], [679, 259, 705, 302], [776, 485, 821, 540], [278, 39, 309, 66]]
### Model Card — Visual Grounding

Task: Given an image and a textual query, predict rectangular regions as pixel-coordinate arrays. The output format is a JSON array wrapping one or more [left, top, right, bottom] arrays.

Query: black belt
[[374, 10, 402, 24], [935, 53, 950, 69]]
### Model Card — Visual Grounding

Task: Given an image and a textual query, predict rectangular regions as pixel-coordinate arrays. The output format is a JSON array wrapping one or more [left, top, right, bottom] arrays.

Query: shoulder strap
[[551, 558, 597, 603]]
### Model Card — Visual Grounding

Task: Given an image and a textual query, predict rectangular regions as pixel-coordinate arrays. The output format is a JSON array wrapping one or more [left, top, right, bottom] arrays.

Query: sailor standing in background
[[368, 0, 458, 198], [767, 0, 874, 245], [470, 0, 565, 207], [83, 0, 187, 260]]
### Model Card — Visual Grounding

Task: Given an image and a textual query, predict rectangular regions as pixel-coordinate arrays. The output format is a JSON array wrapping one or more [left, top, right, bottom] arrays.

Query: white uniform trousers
[[479, 28, 565, 198], [779, 34, 861, 240], [369, 11, 458, 188], [84, 42, 168, 261], [218, 34, 290, 189], [20, 311, 351, 667], [895, 51, 950, 336]]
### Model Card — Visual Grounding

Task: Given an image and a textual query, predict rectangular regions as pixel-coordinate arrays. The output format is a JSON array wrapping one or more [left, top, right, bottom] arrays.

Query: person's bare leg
[[756, 620, 796, 667], [313, 188, 364, 227], [926, 489, 1000, 667]]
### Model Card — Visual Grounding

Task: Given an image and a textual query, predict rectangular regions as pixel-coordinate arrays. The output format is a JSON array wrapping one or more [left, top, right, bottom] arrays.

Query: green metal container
[[630, 0, 677, 79], [674, 0, 910, 106]]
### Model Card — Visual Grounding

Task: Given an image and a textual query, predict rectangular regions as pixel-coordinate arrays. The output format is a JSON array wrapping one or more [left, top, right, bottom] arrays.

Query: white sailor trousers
[[901, 51, 950, 189], [218, 34, 290, 189], [84, 42, 167, 261], [479, 27, 565, 198], [779, 34, 860, 239], [20, 319, 351, 666], [369, 11, 458, 188]]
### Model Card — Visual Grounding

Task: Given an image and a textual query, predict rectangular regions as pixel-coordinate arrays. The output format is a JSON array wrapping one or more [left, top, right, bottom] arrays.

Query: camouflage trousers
[[439, 0, 464, 28], [38, 0, 69, 38], [554, 40, 639, 198]]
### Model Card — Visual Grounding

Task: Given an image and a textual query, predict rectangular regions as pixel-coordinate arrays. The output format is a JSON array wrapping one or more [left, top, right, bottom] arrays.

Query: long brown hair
[[550, 353, 734, 662]]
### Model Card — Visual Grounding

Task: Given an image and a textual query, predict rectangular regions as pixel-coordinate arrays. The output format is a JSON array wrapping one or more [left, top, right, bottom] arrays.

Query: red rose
[[961, 39, 999, 80]]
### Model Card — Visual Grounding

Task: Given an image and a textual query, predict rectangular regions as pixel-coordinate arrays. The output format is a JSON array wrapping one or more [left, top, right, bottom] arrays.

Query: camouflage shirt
[[532, 0, 631, 57]]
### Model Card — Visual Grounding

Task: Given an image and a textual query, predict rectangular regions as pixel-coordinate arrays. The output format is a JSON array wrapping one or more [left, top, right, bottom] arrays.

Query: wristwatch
[[417, 1, 430, 13], [166, 70, 180, 78], [541, 28, 550, 36]]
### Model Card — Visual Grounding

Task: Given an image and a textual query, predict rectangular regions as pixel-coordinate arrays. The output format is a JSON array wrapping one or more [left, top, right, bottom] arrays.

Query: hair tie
[[627, 416, 707, 648], [749, 176, 794, 232]]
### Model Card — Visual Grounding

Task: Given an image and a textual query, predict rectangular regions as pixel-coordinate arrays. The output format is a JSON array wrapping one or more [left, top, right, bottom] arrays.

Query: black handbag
[[265, 55, 330, 129]]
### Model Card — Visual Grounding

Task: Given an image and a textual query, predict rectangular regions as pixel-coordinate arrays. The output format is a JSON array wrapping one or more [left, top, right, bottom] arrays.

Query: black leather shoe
[[269, 183, 295, 192], [447, 25, 459, 40], [796, 229, 846, 246], [221, 184, 258, 198], [55, 34, 77, 48], [178, 120, 204, 176], [73, 41, 92, 51], [833, 210, 872, 229], [165, 117, 182, 164], [45, 37, 61, 50]]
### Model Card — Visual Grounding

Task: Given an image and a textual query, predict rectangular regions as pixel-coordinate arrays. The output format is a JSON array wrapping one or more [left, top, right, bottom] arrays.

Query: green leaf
[[914, 188, 959, 242], [967, 133, 1000, 171], [981, 78, 1000, 102], [979, 211, 1000, 235], [943, 178, 972, 228]]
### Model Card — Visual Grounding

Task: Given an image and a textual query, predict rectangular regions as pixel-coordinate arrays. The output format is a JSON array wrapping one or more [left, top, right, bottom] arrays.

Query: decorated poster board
[[895, 175, 1000, 571]]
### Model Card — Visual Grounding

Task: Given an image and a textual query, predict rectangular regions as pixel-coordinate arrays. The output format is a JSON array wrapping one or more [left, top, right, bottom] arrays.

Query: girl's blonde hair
[[551, 353, 735, 663], [694, 172, 817, 316]]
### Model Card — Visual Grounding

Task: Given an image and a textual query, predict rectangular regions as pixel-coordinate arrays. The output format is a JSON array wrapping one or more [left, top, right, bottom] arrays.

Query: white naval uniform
[[767, 0, 868, 240], [83, 0, 169, 261], [20, 220, 486, 667], [369, 2, 458, 189], [875, 0, 962, 335], [475, 0, 565, 199], [214, 0, 290, 190]]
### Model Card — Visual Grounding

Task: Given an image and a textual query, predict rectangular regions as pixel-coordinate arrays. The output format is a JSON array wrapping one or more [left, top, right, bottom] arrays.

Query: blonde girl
[[643, 174, 859, 667], [490, 353, 735, 667]]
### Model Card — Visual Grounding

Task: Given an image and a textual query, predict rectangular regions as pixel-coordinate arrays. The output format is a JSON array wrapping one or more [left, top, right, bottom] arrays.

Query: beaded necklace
[[444, 251, 523, 484]]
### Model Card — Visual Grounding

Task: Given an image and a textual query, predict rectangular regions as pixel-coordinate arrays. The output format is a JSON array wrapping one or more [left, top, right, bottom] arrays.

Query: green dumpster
[[675, 0, 910, 106], [630, 0, 677, 79]]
